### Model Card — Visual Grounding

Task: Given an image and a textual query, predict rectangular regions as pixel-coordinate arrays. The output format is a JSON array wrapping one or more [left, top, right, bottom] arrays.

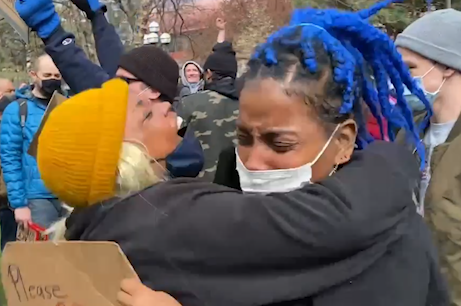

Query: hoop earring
[[329, 164, 339, 176]]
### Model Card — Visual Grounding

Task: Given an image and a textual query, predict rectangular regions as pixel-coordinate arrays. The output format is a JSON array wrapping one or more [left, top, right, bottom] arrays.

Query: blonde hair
[[48, 141, 164, 242], [116, 142, 164, 196]]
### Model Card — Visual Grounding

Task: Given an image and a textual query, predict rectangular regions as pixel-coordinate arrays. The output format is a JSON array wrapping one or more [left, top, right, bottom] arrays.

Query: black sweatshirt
[[66, 142, 449, 306]]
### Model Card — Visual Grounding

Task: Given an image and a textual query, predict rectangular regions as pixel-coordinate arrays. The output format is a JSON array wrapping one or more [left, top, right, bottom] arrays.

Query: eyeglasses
[[118, 76, 141, 84]]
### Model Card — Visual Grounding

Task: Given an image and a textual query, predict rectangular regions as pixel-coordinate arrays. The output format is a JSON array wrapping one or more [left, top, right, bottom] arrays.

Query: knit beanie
[[203, 42, 238, 79], [37, 79, 128, 207], [395, 9, 461, 71], [119, 45, 179, 102]]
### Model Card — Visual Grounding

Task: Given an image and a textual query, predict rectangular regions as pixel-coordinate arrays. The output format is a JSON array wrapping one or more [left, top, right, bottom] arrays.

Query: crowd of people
[[0, 0, 461, 305]]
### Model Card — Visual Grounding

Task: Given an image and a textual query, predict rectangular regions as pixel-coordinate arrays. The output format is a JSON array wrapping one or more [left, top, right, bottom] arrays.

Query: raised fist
[[15, 0, 60, 39], [216, 17, 226, 30]]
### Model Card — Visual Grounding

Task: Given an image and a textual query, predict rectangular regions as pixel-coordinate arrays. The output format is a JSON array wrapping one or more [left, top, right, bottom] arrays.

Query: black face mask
[[0, 94, 15, 107], [40, 79, 62, 97]]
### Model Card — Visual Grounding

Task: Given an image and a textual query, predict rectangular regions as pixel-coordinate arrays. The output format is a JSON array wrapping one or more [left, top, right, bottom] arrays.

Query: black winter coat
[[66, 142, 449, 306]]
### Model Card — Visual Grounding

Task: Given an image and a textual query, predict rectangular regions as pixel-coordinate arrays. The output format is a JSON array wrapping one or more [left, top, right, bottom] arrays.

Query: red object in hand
[[16, 222, 49, 241]]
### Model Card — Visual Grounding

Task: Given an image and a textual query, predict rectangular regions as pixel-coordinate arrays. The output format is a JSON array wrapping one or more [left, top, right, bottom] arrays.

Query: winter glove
[[15, 0, 60, 39], [70, 0, 106, 19]]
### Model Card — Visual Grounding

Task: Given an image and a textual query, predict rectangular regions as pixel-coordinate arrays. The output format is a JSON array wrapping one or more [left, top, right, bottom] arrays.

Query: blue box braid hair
[[247, 0, 431, 170]]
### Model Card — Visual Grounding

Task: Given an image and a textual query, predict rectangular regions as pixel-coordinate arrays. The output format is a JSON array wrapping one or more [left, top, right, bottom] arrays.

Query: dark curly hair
[[244, 0, 431, 170]]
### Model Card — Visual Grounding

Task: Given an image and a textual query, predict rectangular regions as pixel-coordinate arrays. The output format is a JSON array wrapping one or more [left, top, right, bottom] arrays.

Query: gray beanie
[[395, 9, 461, 71]]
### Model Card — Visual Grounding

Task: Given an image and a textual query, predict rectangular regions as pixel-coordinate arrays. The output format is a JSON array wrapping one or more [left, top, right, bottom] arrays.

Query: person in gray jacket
[[178, 61, 205, 98]]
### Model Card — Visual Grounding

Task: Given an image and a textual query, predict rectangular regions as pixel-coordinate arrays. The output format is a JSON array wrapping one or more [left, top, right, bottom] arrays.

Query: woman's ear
[[334, 119, 357, 166]]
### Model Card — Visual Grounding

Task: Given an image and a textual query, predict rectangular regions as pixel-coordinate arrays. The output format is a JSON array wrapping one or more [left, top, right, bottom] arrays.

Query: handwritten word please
[[7, 265, 68, 302]]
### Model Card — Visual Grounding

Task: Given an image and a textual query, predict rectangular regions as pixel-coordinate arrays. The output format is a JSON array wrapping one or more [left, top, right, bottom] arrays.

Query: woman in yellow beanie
[[38, 79, 195, 207]]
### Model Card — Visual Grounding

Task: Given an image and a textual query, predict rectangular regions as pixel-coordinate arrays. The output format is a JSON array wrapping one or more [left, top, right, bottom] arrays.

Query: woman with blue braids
[[34, 1, 448, 306]]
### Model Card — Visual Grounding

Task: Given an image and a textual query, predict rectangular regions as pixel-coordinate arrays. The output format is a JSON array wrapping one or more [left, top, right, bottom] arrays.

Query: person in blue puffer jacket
[[0, 54, 67, 230]]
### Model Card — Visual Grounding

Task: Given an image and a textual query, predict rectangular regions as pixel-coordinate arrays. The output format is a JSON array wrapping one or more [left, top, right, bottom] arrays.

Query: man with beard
[[0, 54, 64, 230], [176, 23, 239, 181]]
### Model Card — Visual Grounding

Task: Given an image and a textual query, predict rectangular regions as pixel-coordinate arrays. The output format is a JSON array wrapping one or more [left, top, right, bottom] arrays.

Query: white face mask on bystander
[[236, 125, 340, 194]]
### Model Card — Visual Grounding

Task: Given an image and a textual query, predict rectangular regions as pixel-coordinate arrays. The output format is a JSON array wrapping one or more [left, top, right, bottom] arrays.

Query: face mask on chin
[[236, 125, 340, 194], [40, 78, 62, 97]]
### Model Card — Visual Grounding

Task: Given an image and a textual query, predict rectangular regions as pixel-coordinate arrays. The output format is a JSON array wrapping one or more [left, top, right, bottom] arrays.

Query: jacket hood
[[14, 85, 51, 109], [205, 76, 238, 100], [65, 142, 443, 306], [180, 61, 204, 95], [15, 85, 34, 100]]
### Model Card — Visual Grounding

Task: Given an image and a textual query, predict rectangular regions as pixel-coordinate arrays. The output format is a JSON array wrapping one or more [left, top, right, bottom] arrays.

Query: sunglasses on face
[[118, 76, 141, 84]]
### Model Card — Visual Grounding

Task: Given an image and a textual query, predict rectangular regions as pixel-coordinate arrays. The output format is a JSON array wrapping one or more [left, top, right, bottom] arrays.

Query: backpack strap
[[17, 99, 28, 129]]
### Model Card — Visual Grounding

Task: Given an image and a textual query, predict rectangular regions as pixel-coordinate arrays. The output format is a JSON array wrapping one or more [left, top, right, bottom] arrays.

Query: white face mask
[[236, 125, 340, 194]]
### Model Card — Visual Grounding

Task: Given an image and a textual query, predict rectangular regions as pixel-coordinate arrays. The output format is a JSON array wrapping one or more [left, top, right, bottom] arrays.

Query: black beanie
[[119, 45, 179, 102], [203, 42, 238, 79]]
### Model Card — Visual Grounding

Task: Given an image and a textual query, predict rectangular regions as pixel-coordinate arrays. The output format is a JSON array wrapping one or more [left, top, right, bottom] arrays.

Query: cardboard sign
[[28, 92, 68, 158], [1, 241, 137, 306], [0, 0, 29, 43]]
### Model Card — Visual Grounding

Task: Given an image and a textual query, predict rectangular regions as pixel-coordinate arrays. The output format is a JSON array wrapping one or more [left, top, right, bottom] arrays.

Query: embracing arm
[[146, 142, 414, 272], [152, 180, 372, 261]]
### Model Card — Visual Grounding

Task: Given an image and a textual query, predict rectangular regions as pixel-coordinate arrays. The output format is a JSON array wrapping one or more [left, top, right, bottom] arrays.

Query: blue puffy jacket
[[0, 87, 56, 208]]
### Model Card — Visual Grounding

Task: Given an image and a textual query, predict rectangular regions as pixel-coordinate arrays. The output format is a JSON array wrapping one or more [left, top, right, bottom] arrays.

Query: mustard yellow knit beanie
[[37, 79, 128, 207]]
